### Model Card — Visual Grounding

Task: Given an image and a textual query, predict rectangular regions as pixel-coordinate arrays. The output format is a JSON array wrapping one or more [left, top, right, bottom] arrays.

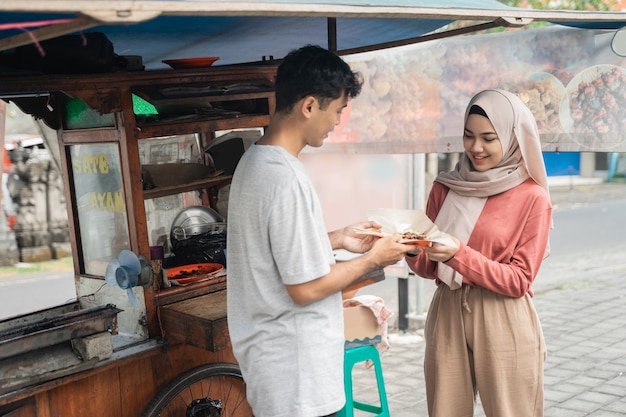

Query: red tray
[[167, 262, 224, 282]]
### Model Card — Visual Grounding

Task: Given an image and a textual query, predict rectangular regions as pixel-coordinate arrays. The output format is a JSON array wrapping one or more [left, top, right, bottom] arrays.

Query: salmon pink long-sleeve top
[[406, 179, 552, 298]]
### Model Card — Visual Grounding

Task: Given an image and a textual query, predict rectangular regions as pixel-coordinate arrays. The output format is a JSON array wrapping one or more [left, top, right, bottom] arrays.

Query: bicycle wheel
[[141, 362, 253, 417]]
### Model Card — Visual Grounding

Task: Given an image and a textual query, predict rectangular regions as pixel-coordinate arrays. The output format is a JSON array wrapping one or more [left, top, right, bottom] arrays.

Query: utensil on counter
[[170, 206, 224, 242]]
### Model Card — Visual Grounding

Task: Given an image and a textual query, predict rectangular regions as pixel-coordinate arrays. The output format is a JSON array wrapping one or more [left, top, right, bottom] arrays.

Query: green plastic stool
[[338, 344, 390, 417]]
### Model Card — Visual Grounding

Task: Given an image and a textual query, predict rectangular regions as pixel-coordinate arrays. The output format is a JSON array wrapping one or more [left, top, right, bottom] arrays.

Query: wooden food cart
[[0, 63, 278, 417], [0, 62, 384, 417]]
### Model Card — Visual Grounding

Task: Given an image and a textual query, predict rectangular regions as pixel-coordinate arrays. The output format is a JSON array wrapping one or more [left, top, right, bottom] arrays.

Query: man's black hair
[[274, 45, 363, 113]]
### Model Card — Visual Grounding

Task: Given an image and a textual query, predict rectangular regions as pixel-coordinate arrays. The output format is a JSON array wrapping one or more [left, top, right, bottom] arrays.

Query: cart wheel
[[141, 362, 253, 417]]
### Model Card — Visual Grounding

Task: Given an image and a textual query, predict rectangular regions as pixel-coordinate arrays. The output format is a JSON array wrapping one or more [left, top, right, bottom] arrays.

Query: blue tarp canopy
[[1, 1, 625, 68]]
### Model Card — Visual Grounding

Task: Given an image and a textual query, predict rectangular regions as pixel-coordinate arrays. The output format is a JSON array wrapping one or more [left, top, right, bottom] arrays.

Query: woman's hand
[[422, 236, 461, 262]]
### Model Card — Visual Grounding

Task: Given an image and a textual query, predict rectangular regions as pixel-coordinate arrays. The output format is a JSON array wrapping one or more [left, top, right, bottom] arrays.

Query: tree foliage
[[498, 0, 619, 12], [438, 0, 621, 34]]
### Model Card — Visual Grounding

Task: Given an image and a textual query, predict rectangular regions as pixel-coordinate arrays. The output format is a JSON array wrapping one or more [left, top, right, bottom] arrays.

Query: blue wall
[[543, 152, 580, 176]]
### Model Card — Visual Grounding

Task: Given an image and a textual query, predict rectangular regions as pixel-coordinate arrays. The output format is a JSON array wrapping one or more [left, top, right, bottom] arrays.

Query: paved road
[[0, 270, 75, 320], [350, 181, 626, 416]]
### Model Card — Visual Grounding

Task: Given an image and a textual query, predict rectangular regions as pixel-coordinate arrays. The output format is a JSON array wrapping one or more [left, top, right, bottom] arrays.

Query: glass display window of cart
[[209, 128, 263, 218], [70, 143, 130, 276], [70, 142, 147, 340], [139, 134, 207, 258], [139, 130, 260, 273]]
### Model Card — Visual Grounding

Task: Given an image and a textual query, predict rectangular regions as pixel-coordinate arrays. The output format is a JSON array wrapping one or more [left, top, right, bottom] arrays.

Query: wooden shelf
[[143, 176, 232, 200], [132, 80, 273, 105], [155, 275, 227, 306], [132, 77, 273, 140], [135, 113, 270, 139]]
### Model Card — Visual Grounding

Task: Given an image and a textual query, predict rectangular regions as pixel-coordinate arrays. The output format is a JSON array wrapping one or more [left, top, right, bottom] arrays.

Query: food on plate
[[353, 227, 430, 245], [565, 66, 626, 141], [401, 231, 428, 240], [511, 74, 564, 133], [167, 262, 223, 280], [400, 231, 431, 246]]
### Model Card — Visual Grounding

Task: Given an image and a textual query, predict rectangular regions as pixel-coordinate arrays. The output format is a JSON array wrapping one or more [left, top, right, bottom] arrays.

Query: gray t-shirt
[[226, 144, 344, 417]]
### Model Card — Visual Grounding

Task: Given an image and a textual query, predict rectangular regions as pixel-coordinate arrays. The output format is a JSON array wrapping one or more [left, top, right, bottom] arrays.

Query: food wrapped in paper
[[355, 208, 458, 248]]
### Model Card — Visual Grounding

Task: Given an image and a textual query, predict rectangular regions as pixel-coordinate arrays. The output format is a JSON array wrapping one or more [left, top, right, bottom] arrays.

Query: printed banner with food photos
[[323, 25, 626, 153]]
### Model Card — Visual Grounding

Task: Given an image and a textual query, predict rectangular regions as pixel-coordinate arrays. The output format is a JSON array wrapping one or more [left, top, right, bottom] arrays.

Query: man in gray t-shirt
[[226, 45, 413, 417]]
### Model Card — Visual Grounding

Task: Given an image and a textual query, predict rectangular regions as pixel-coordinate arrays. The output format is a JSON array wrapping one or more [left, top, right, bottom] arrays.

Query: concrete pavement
[[350, 270, 626, 417], [349, 181, 626, 417]]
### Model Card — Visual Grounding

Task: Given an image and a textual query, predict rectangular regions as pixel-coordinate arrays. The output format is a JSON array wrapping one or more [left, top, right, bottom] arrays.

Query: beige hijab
[[434, 89, 551, 290]]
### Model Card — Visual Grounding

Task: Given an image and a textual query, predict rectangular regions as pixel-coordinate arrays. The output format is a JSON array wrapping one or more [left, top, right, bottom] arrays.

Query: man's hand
[[366, 234, 415, 268], [288, 227, 413, 305], [329, 221, 381, 253]]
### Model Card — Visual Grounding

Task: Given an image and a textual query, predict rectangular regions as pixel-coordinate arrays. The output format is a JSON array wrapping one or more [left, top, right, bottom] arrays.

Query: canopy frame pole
[[337, 16, 532, 56], [0, 16, 98, 52], [327, 17, 337, 52]]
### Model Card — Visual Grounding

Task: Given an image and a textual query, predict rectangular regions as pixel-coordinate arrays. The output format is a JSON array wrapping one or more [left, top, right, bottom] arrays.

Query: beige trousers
[[424, 284, 546, 417]]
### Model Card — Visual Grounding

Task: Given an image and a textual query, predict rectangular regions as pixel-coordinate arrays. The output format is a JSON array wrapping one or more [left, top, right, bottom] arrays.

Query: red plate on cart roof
[[167, 262, 224, 281], [162, 57, 220, 69]]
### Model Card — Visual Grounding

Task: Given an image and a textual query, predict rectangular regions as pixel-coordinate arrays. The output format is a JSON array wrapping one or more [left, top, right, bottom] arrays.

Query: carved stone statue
[[6, 142, 71, 262]]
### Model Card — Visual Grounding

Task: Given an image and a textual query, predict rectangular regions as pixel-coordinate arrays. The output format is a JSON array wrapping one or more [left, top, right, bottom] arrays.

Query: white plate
[[509, 72, 565, 134], [559, 64, 626, 148]]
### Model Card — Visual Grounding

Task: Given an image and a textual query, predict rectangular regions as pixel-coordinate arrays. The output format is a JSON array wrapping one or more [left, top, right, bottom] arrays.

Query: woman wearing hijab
[[406, 89, 552, 417]]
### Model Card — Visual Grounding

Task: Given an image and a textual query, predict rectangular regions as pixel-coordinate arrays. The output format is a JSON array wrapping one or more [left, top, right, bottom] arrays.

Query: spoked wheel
[[141, 362, 253, 417]]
